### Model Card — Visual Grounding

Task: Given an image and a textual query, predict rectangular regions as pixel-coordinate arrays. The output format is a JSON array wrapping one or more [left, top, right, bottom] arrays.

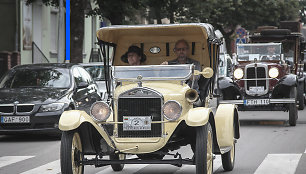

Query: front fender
[[277, 74, 297, 87], [185, 107, 212, 127], [214, 104, 239, 148], [59, 110, 114, 148]]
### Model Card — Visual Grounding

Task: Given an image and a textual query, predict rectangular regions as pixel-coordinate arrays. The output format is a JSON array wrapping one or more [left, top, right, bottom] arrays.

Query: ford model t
[[59, 23, 240, 174]]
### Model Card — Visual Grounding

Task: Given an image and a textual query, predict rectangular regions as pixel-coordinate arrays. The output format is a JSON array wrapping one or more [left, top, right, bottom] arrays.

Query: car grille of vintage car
[[245, 65, 268, 96], [0, 104, 34, 114], [117, 88, 162, 138]]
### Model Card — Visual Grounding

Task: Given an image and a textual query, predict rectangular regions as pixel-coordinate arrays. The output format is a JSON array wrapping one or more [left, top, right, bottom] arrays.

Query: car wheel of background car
[[60, 130, 84, 174], [195, 123, 213, 174], [289, 87, 298, 126], [137, 153, 165, 160], [297, 83, 305, 110], [109, 153, 126, 171]]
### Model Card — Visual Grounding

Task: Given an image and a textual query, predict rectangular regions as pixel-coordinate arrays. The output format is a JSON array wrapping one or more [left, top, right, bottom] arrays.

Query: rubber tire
[[221, 144, 235, 171], [110, 153, 126, 171], [60, 131, 84, 174], [195, 123, 213, 174], [298, 83, 305, 110], [289, 87, 298, 126]]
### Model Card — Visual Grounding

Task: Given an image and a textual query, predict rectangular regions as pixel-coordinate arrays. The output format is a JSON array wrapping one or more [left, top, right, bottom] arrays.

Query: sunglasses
[[174, 47, 188, 52]]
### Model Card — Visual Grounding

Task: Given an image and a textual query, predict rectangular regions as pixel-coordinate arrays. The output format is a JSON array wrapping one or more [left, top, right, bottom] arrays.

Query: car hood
[[0, 88, 70, 104]]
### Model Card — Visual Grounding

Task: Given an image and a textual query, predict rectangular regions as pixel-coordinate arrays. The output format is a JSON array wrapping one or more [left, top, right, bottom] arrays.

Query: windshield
[[0, 68, 71, 89], [113, 64, 193, 81], [83, 65, 106, 81], [237, 43, 282, 61]]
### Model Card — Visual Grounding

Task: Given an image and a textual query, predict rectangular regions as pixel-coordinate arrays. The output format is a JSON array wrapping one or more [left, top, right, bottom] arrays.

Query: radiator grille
[[246, 67, 267, 90], [117, 98, 162, 138], [0, 106, 14, 113], [17, 105, 34, 113]]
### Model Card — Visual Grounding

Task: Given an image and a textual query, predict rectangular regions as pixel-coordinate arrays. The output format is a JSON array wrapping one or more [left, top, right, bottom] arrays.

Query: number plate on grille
[[1, 116, 30, 123], [249, 86, 265, 93], [123, 116, 151, 131], [244, 99, 270, 106]]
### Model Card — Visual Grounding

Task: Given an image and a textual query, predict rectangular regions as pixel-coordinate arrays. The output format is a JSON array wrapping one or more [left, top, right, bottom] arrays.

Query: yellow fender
[[59, 110, 114, 148], [214, 104, 238, 148], [185, 107, 211, 127]]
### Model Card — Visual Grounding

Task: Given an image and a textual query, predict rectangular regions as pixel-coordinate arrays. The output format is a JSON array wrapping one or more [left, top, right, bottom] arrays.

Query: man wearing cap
[[121, 45, 146, 65]]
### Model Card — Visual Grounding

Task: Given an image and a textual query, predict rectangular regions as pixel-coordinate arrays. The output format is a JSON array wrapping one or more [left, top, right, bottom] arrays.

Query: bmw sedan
[[0, 63, 101, 134]]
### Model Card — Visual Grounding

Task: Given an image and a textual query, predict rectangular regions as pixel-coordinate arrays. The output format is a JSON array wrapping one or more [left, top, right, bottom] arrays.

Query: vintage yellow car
[[59, 23, 240, 174]]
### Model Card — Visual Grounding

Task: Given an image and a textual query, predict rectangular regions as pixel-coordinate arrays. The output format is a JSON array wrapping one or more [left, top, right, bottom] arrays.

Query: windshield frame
[[112, 64, 193, 82]]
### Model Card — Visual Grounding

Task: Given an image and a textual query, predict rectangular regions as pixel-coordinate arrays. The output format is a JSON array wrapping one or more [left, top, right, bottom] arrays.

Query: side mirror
[[194, 67, 214, 78], [77, 81, 89, 89]]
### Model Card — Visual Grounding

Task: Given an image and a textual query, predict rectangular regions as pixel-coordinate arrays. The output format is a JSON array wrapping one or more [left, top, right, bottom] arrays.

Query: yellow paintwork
[[58, 24, 238, 155], [214, 104, 238, 148], [59, 110, 115, 149]]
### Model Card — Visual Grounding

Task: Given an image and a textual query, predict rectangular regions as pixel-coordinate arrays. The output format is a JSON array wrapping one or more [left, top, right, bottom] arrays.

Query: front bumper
[[219, 98, 295, 105]]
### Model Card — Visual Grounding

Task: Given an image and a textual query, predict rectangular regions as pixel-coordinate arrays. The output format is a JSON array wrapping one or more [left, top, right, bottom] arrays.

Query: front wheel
[[195, 123, 213, 174], [289, 87, 298, 126], [221, 144, 235, 171], [110, 153, 126, 171], [60, 130, 84, 174]]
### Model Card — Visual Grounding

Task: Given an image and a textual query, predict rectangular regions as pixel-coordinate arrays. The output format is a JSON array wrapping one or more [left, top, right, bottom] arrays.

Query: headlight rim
[[269, 67, 279, 78], [162, 100, 182, 121], [234, 68, 244, 79], [38, 102, 65, 112], [90, 101, 111, 122]]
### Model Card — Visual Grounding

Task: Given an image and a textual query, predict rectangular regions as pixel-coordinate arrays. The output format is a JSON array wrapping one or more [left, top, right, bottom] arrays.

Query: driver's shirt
[[168, 58, 201, 93]]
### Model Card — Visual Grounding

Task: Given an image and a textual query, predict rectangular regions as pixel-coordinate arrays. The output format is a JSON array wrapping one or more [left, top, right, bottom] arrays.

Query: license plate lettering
[[1, 116, 30, 123], [123, 116, 151, 131], [244, 99, 270, 106]]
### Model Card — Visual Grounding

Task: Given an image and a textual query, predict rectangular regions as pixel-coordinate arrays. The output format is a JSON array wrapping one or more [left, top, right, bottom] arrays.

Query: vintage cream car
[[59, 23, 240, 174]]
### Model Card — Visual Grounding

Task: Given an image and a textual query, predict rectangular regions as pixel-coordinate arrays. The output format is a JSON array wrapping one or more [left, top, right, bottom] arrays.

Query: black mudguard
[[218, 77, 241, 99], [272, 74, 297, 98]]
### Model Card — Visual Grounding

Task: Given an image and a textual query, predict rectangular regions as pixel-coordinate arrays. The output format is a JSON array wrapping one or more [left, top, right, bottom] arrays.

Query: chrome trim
[[162, 100, 182, 121], [115, 87, 164, 138], [0, 104, 15, 114], [244, 64, 269, 96], [219, 98, 295, 104], [90, 101, 111, 122]]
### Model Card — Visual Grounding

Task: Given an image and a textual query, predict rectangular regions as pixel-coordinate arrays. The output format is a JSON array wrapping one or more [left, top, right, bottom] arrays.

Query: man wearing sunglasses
[[162, 39, 201, 100]]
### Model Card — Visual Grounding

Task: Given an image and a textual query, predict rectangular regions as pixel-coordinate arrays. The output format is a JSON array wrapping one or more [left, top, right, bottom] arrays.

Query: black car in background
[[0, 63, 101, 134]]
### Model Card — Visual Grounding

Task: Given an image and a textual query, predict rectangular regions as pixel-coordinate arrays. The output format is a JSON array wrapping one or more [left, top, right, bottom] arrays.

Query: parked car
[[0, 63, 101, 134], [59, 23, 240, 174], [219, 43, 298, 126], [80, 63, 108, 100]]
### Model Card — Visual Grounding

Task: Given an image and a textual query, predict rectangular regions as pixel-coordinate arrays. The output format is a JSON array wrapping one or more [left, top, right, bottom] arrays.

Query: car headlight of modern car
[[234, 68, 244, 79], [39, 103, 65, 112], [162, 100, 182, 121], [269, 67, 279, 78], [90, 101, 111, 122]]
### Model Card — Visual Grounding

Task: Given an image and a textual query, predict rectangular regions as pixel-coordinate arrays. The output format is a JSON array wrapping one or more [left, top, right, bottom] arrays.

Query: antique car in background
[[80, 63, 108, 100], [249, 21, 305, 110], [0, 63, 101, 134], [59, 23, 240, 174], [219, 43, 298, 126]]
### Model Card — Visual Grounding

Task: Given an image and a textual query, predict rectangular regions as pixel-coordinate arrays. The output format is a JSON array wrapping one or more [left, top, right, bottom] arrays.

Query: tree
[[175, 0, 300, 55]]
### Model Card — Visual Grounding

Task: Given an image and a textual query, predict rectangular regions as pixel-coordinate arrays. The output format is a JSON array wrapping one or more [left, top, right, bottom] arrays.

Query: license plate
[[123, 116, 151, 131], [1, 116, 30, 123], [249, 86, 265, 93], [244, 99, 270, 106]]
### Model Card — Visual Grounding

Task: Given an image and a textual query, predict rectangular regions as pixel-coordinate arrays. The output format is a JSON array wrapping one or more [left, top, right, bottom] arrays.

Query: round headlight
[[234, 68, 244, 79], [269, 67, 279, 78], [90, 101, 111, 122], [162, 100, 182, 121]]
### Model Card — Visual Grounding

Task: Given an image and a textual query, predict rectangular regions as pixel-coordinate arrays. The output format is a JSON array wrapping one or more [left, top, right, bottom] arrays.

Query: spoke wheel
[[195, 123, 213, 174], [110, 153, 126, 171], [221, 143, 235, 171], [298, 83, 304, 110], [60, 131, 84, 174], [289, 87, 298, 126]]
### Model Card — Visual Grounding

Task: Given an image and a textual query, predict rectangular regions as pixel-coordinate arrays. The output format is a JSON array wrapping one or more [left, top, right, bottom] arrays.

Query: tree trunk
[[70, 0, 85, 63]]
